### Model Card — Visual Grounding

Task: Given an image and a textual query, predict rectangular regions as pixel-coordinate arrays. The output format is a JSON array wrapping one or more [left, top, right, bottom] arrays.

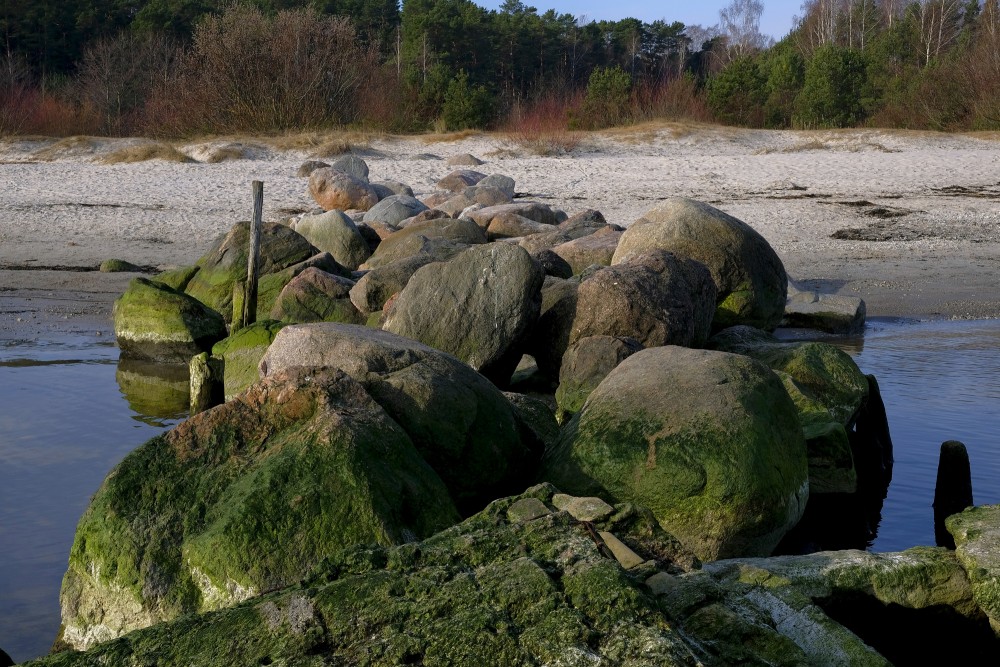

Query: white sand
[[3, 125, 1000, 336]]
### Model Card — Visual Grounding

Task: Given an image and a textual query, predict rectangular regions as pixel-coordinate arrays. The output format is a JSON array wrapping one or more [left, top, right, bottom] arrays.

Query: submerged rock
[[59, 367, 459, 650], [543, 345, 809, 560]]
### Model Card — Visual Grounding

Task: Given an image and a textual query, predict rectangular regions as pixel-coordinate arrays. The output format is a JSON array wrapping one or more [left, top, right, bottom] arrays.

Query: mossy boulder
[[210, 320, 286, 400], [58, 367, 459, 650], [99, 258, 144, 273], [383, 243, 544, 385], [555, 335, 643, 418], [293, 210, 371, 270], [569, 249, 717, 349], [260, 324, 540, 513], [269, 267, 364, 325], [254, 252, 350, 322], [542, 346, 809, 560], [151, 265, 198, 292], [948, 505, 1000, 633], [183, 221, 326, 321], [113, 277, 227, 363], [614, 198, 787, 331]]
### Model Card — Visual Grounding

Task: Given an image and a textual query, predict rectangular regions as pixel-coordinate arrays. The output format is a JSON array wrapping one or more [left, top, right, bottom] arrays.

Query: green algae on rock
[[542, 345, 809, 561], [113, 277, 227, 363], [210, 320, 286, 400], [948, 504, 1000, 633], [58, 367, 459, 651]]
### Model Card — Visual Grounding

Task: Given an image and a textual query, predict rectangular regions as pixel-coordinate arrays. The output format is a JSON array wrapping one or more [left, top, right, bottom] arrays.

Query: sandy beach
[[4, 125, 1000, 341]]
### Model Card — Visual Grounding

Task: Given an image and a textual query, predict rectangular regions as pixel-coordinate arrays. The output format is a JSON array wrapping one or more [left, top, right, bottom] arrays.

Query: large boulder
[[58, 367, 459, 650], [524, 276, 579, 381], [293, 210, 370, 270], [211, 320, 285, 400], [348, 255, 435, 315], [308, 167, 378, 211], [948, 505, 1000, 633], [466, 202, 561, 229], [329, 154, 369, 182], [570, 249, 717, 349], [436, 168, 486, 192], [613, 198, 788, 331], [363, 195, 429, 227], [114, 277, 227, 363], [361, 217, 486, 270], [542, 345, 809, 560], [555, 335, 643, 417], [784, 284, 867, 334], [183, 221, 327, 321], [259, 324, 539, 512], [269, 267, 364, 324], [552, 227, 622, 274], [383, 243, 544, 384], [487, 213, 556, 240]]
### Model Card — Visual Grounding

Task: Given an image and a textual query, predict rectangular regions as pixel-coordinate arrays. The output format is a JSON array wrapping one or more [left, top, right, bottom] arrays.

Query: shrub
[[706, 56, 767, 126], [793, 45, 868, 128], [761, 49, 805, 128], [577, 66, 632, 129], [441, 70, 494, 130]]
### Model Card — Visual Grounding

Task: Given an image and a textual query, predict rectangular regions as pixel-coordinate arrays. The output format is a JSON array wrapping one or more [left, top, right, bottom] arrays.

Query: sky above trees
[[478, 0, 802, 38]]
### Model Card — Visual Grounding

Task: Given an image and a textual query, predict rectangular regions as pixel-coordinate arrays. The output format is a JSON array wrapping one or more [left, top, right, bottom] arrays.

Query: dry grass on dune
[[97, 142, 194, 164], [419, 129, 483, 144], [258, 130, 379, 155], [32, 135, 99, 161]]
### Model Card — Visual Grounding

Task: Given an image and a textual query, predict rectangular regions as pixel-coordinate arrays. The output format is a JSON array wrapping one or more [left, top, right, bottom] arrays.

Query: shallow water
[[2, 319, 1000, 661]]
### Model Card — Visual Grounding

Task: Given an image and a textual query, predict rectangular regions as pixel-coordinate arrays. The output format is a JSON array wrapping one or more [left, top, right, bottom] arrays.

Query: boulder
[[329, 154, 369, 182], [552, 227, 622, 274], [295, 159, 329, 177], [99, 258, 144, 273], [114, 277, 227, 363], [948, 505, 1000, 633], [269, 267, 363, 324], [446, 153, 484, 166], [348, 255, 435, 314], [504, 393, 561, 454], [371, 180, 414, 199], [479, 173, 515, 197], [530, 248, 574, 279], [462, 184, 512, 206], [561, 208, 607, 231], [542, 345, 809, 560], [183, 221, 321, 320], [294, 209, 370, 270], [487, 213, 556, 240], [436, 169, 486, 192], [361, 217, 486, 270], [613, 198, 788, 331], [151, 265, 198, 292], [58, 366, 459, 650], [570, 249, 717, 349], [259, 324, 538, 512], [211, 320, 285, 400], [308, 167, 378, 212], [362, 194, 429, 226], [524, 276, 578, 381], [555, 335, 643, 417], [383, 243, 544, 384], [432, 192, 476, 217], [398, 208, 451, 228], [784, 284, 867, 334], [466, 202, 561, 229], [251, 252, 349, 322]]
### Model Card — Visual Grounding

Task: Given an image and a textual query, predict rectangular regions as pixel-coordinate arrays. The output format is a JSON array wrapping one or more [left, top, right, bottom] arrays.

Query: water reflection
[[115, 359, 189, 426]]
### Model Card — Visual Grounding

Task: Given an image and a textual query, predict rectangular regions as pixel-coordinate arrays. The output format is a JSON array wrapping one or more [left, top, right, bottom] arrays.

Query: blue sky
[[478, 1, 804, 40]]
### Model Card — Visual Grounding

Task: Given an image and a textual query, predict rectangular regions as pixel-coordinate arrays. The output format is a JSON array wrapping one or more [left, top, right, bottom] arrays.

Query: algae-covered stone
[[58, 367, 459, 650], [555, 335, 643, 417], [115, 359, 189, 424], [269, 267, 364, 325], [383, 243, 544, 384], [948, 505, 1000, 633], [543, 346, 809, 560], [151, 265, 198, 292], [260, 324, 539, 513], [99, 258, 143, 273], [211, 320, 286, 400], [183, 221, 319, 321], [615, 198, 788, 331], [114, 277, 227, 363]]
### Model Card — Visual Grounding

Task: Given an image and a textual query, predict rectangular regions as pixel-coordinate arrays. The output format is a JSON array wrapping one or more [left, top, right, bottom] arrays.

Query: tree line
[[2, 0, 999, 136]]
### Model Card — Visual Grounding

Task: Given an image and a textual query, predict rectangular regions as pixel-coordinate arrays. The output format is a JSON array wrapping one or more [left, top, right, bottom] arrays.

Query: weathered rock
[[555, 335, 643, 417], [329, 154, 369, 182], [151, 265, 198, 292], [487, 213, 556, 240], [114, 277, 227, 363], [188, 351, 223, 415], [504, 392, 561, 454], [269, 267, 363, 324], [383, 243, 544, 384], [561, 208, 607, 231], [462, 184, 513, 206], [183, 221, 321, 320], [348, 255, 435, 314], [433, 193, 475, 217], [446, 153, 484, 166], [211, 320, 285, 400], [398, 208, 451, 227], [294, 209, 371, 270], [255, 252, 350, 322], [524, 276, 578, 381], [479, 173, 515, 197], [552, 226, 622, 274], [259, 324, 538, 512], [308, 167, 378, 212], [466, 202, 561, 229], [570, 249, 717, 349], [542, 346, 809, 560], [614, 198, 788, 331], [58, 367, 459, 650], [361, 217, 486, 270], [948, 505, 1000, 633], [784, 284, 867, 334], [436, 168, 486, 192], [530, 248, 574, 279], [295, 159, 329, 177], [363, 194, 429, 226], [370, 179, 414, 199]]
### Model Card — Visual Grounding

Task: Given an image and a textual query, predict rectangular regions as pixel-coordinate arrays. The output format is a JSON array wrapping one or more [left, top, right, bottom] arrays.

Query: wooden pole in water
[[241, 181, 264, 329], [934, 440, 974, 548]]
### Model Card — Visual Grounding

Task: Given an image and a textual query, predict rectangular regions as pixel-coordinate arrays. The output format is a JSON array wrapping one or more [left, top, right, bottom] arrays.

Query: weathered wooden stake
[[241, 180, 264, 329], [231, 280, 246, 331], [934, 440, 974, 548]]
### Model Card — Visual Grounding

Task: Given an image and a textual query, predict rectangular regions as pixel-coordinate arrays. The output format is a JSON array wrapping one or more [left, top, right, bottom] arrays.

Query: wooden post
[[241, 181, 264, 329], [934, 440, 974, 548], [231, 280, 246, 331]]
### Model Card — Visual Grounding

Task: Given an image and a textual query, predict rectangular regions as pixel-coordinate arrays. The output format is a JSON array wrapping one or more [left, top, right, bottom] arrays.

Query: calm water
[[2, 319, 1000, 661]]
